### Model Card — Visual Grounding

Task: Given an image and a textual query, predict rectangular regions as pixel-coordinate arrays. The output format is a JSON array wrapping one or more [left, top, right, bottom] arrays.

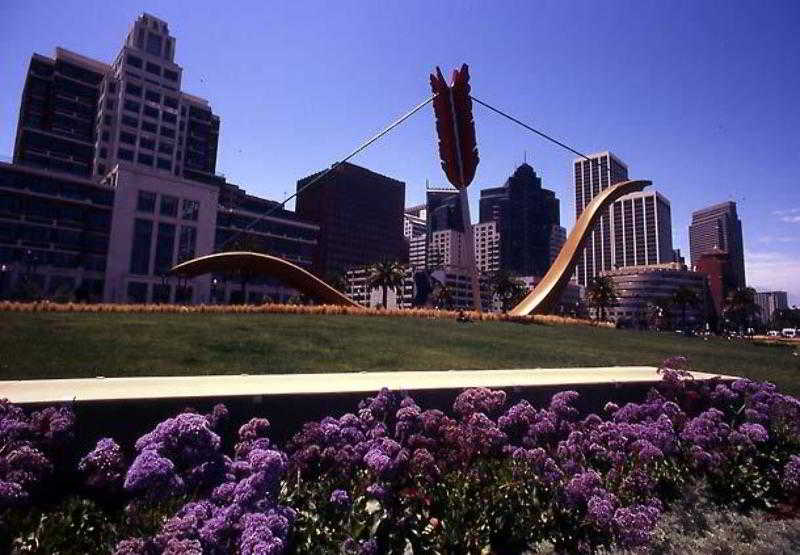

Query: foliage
[[367, 260, 406, 309], [490, 270, 528, 313], [586, 276, 618, 321], [723, 286, 761, 331], [671, 286, 701, 330], [3, 358, 800, 552]]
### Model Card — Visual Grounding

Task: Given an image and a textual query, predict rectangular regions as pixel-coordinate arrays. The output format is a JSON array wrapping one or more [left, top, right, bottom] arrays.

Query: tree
[[431, 276, 454, 310], [490, 270, 527, 313], [586, 276, 618, 322], [672, 286, 701, 330], [367, 260, 406, 309], [723, 287, 761, 332]]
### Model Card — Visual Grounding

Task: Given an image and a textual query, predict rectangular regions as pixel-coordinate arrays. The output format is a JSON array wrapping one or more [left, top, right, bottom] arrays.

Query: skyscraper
[[573, 152, 629, 285], [689, 202, 746, 288], [610, 190, 674, 268], [479, 162, 560, 277], [295, 162, 406, 277], [14, 13, 220, 183]]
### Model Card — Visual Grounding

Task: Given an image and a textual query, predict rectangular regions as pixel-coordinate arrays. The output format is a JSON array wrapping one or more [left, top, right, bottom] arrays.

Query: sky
[[1, 0, 798, 304]]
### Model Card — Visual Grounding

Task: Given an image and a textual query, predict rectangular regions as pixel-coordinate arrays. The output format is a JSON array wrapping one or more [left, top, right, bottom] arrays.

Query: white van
[[783, 328, 797, 338]]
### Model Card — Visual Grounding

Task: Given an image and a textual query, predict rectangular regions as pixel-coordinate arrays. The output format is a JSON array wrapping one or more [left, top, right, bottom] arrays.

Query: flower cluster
[[0, 400, 74, 507], [79, 438, 126, 491]]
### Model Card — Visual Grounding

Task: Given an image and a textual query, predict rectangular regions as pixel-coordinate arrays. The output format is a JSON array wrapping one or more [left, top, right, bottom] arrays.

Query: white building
[[473, 221, 500, 274]]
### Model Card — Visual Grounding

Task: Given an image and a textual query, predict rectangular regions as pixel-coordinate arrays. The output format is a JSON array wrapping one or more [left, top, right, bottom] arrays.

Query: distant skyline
[[1, 0, 798, 303]]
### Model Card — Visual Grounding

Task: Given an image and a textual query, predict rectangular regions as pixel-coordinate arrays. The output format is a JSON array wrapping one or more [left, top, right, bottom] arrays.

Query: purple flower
[[366, 482, 388, 500], [124, 450, 183, 498], [239, 418, 271, 441], [28, 405, 75, 446], [586, 490, 618, 528], [79, 438, 125, 490], [612, 502, 661, 548], [0, 479, 28, 507], [783, 455, 800, 493], [330, 488, 351, 507], [738, 423, 768, 443], [163, 538, 202, 555], [206, 403, 229, 431], [550, 391, 580, 419], [565, 470, 602, 507], [3, 444, 53, 488], [113, 538, 153, 555], [452, 388, 507, 417], [239, 512, 287, 555]]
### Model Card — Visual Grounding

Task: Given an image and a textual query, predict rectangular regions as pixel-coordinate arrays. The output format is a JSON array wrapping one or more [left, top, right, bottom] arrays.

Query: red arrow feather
[[430, 64, 479, 190]]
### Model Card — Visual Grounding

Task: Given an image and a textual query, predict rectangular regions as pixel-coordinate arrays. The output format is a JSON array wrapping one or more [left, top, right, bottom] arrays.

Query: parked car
[[767, 330, 780, 337], [782, 328, 798, 338]]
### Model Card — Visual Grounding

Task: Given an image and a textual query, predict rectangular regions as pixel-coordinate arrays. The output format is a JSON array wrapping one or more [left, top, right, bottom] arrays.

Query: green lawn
[[0, 312, 797, 395]]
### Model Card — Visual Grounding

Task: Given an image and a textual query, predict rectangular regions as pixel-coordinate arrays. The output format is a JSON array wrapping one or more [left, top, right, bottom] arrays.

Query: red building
[[695, 248, 734, 327]]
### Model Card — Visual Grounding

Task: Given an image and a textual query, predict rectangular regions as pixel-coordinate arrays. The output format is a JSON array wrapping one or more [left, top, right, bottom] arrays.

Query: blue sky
[[1, 0, 798, 303]]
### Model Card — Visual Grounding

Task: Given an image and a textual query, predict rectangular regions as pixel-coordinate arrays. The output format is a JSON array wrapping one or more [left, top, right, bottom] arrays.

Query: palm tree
[[490, 270, 527, 313], [586, 276, 617, 322], [723, 287, 761, 333], [368, 259, 406, 309], [672, 286, 701, 331]]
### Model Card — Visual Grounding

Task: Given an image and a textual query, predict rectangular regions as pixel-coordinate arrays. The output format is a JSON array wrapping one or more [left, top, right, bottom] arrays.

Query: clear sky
[[1, 0, 798, 304]]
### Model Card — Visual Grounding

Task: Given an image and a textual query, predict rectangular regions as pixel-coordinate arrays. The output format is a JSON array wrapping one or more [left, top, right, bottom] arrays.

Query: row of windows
[[130, 217, 196, 276], [117, 148, 173, 171], [126, 55, 178, 82], [136, 191, 199, 220], [0, 246, 106, 271]]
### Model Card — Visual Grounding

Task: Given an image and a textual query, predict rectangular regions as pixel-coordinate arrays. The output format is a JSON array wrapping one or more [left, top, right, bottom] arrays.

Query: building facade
[[689, 201, 745, 288], [1, 13, 319, 304], [610, 190, 674, 268], [549, 224, 566, 266], [573, 152, 629, 285], [473, 221, 500, 274], [754, 291, 789, 326], [344, 265, 413, 309], [479, 163, 560, 277], [296, 162, 406, 278], [601, 263, 709, 329]]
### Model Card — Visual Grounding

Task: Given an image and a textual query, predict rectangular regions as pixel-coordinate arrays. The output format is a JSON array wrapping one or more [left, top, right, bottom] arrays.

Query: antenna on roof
[[524, 150, 527, 163]]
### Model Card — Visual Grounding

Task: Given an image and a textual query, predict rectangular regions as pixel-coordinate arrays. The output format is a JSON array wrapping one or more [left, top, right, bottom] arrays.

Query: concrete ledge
[[0, 367, 737, 405]]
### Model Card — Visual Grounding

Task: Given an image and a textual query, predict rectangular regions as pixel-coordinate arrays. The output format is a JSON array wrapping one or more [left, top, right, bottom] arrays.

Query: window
[[117, 148, 134, 161], [157, 158, 171, 171], [119, 131, 136, 144], [162, 112, 177, 124], [181, 199, 199, 221], [141, 120, 157, 133], [164, 69, 178, 82], [101, 130, 110, 141], [160, 126, 175, 138], [164, 96, 178, 109], [143, 106, 159, 119], [153, 222, 176, 274], [99, 147, 107, 159], [129, 219, 153, 275], [145, 62, 161, 76], [146, 33, 162, 57], [127, 281, 148, 303], [158, 142, 173, 155], [138, 153, 154, 166], [178, 225, 197, 262], [125, 82, 142, 97], [124, 99, 140, 113], [160, 194, 178, 217], [137, 190, 156, 212], [106, 99, 115, 110], [121, 114, 138, 128], [145, 90, 160, 103], [103, 115, 112, 125], [140, 137, 155, 150], [97, 164, 106, 175], [127, 55, 143, 69]]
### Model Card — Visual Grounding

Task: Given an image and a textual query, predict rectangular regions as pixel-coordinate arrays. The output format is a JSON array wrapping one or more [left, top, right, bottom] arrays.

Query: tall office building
[[473, 221, 500, 274], [296, 162, 406, 277], [1, 13, 319, 304], [573, 152, 629, 285], [549, 224, 566, 266], [610, 190, 674, 268], [689, 202, 745, 288], [479, 163, 560, 277], [754, 291, 789, 325], [14, 13, 219, 183]]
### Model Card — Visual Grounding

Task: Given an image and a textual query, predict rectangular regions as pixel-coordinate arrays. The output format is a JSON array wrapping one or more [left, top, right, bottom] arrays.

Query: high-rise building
[[403, 211, 426, 239], [689, 201, 745, 288], [1, 13, 319, 305], [610, 190, 674, 268], [479, 163, 560, 277], [694, 248, 733, 324], [14, 13, 220, 183], [549, 225, 566, 266], [754, 291, 789, 325], [296, 162, 406, 277], [573, 152, 629, 285], [473, 221, 500, 274]]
